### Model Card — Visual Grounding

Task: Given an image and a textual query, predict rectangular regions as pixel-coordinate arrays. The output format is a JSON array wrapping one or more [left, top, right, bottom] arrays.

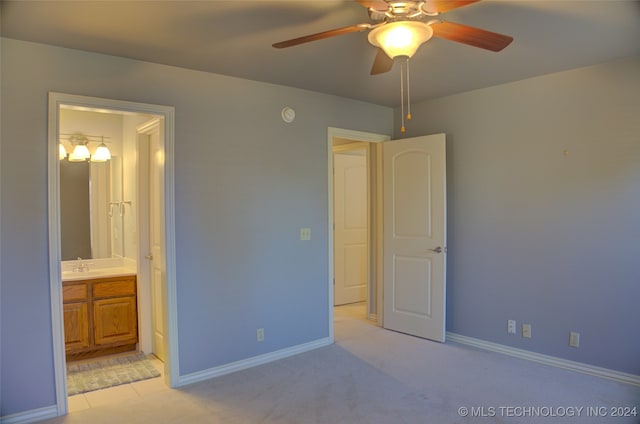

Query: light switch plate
[[569, 331, 580, 348], [300, 227, 311, 241]]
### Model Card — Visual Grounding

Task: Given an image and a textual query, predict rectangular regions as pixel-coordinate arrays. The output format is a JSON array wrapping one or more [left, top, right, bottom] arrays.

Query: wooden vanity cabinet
[[62, 283, 90, 351], [62, 275, 137, 360], [63, 302, 90, 351]]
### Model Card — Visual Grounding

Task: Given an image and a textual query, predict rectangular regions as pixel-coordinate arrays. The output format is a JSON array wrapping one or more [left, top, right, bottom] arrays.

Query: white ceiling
[[2, 1, 639, 107]]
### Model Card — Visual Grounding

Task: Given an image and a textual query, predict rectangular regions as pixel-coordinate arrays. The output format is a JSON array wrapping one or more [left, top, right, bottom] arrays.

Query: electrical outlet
[[257, 328, 265, 342], [507, 320, 516, 334], [569, 331, 580, 348], [522, 324, 532, 338]]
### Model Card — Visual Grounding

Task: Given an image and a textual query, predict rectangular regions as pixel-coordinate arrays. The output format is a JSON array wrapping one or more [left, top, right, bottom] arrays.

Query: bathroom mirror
[[59, 107, 129, 261], [58, 105, 144, 261], [60, 156, 125, 260]]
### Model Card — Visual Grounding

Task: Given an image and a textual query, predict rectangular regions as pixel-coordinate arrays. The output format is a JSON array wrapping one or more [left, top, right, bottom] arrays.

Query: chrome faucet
[[73, 257, 90, 272]]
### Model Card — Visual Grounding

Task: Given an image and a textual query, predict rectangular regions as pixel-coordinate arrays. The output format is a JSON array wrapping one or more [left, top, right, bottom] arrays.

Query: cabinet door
[[93, 296, 138, 345], [64, 302, 90, 351]]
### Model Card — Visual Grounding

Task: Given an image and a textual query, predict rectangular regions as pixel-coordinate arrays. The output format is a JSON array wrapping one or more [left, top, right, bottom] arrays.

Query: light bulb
[[59, 143, 67, 160], [69, 143, 90, 162], [368, 21, 433, 59], [91, 143, 112, 162]]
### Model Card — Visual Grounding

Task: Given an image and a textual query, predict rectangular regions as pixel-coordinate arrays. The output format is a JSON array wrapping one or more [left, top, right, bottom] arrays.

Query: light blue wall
[[396, 56, 640, 375], [0, 38, 393, 417], [4, 35, 637, 420]]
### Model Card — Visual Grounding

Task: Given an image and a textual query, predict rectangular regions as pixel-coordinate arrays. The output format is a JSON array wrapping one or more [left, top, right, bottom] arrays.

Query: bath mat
[[67, 353, 161, 396]]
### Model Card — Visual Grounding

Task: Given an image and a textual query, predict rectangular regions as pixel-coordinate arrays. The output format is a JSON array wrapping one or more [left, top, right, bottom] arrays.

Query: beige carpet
[[44, 303, 640, 423]]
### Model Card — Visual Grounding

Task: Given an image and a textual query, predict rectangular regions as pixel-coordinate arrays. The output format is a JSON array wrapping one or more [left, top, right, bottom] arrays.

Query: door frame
[[136, 118, 161, 357], [327, 127, 389, 342], [47, 92, 178, 416]]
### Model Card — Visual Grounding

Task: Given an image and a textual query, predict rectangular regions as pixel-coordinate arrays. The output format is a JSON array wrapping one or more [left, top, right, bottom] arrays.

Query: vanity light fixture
[[60, 133, 112, 162], [59, 143, 67, 160], [91, 137, 112, 162], [68, 142, 91, 162]]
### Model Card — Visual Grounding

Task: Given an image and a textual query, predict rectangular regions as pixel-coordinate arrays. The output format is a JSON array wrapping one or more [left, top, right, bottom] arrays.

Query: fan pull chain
[[400, 59, 406, 133], [406, 58, 412, 122]]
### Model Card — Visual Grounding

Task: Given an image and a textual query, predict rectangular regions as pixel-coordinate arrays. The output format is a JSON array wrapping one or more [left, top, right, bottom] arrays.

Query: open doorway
[[48, 93, 177, 416], [327, 128, 389, 339], [333, 142, 368, 308], [329, 128, 448, 344]]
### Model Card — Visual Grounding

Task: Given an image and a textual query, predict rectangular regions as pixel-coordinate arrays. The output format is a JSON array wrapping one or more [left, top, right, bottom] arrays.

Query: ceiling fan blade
[[272, 24, 369, 48], [370, 48, 394, 75], [431, 21, 513, 52], [427, 0, 480, 13], [355, 0, 389, 11]]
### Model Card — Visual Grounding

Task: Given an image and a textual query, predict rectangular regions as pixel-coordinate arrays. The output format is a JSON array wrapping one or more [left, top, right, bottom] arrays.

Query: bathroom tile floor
[[67, 353, 167, 412]]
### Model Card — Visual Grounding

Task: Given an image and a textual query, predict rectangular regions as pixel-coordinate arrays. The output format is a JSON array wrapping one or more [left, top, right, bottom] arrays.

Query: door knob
[[429, 246, 443, 254], [145, 254, 154, 260]]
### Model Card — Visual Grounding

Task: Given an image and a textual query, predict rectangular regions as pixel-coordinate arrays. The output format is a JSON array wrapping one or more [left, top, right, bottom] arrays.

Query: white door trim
[[327, 127, 389, 342], [136, 120, 153, 354], [47, 93, 178, 416], [135, 118, 161, 357]]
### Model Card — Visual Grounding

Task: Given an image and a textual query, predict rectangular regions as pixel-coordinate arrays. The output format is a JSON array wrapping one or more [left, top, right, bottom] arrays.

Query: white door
[[383, 134, 447, 342], [334, 149, 368, 305], [148, 121, 166, 361]]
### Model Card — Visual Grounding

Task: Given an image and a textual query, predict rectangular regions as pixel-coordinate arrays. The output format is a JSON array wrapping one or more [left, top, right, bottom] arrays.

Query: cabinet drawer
[[93, 278, 136, 298], [63, 283, 88, 302]]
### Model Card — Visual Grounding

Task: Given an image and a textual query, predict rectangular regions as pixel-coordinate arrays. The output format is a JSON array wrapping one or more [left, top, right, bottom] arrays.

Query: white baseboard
[[176, 337, 332, 387], [1, 405, 59, 424], [446, 332, 640, 387]]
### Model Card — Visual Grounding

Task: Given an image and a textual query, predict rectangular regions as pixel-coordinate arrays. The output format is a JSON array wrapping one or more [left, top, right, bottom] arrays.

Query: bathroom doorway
[[48, 93, 177, 415]]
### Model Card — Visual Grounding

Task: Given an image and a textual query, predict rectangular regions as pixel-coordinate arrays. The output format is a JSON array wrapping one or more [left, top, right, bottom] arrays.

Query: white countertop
[[61, 267, 136, 282]]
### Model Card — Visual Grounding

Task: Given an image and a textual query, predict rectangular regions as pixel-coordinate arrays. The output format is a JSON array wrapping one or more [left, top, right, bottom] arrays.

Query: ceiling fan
[[273, 0, 513, 75]]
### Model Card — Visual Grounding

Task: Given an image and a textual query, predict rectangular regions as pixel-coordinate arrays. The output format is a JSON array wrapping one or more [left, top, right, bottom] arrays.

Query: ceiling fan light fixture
[[368, 21, 433, 59]]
